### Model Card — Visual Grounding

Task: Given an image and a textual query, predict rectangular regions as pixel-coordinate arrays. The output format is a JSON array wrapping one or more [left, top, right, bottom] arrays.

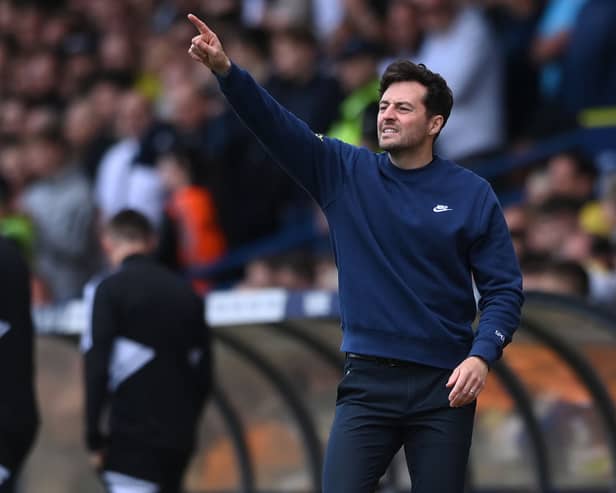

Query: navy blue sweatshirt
[[217, 64, 523, 369]]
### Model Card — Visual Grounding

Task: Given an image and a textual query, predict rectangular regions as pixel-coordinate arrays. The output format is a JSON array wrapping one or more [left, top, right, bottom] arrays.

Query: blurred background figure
[[19, 128, 99, 303], [267, 27, 342, 134], [411, 0, 505, 162], [83, 210, 211, 493], [156, 148, 227, 293], [561, 0, 616, 115], [0, 175, 33, 262], [521, 256, 590, 298], [0, 0, 613, 301], [0, 236, 39, 493], [328, 38, 381, 145], [379, 0, 421, 72], [531, 0, 587, 107], [94, 90, 166, 228]]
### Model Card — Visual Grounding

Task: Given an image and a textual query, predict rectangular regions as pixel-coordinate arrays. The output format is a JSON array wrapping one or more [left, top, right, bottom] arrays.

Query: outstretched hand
[[187, 13, 231, 75], [446, 356, 488, 407]]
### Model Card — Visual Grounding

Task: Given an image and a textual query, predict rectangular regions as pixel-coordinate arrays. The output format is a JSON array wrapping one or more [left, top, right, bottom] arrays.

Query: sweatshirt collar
[[381, 154, 445, 181]]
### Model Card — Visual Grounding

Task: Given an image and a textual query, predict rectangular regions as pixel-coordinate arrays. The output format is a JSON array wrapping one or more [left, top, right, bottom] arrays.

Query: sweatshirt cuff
[[468, 338, 502, 367], [214, 61, 238, 87]]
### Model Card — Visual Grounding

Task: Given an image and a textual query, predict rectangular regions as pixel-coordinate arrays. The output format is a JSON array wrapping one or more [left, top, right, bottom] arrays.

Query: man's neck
[[110, 243, 151, 268], [388, 145, 435, 170]]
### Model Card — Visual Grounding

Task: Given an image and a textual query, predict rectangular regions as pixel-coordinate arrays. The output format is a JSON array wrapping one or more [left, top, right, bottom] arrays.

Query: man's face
[[377, 81, 439, 152]]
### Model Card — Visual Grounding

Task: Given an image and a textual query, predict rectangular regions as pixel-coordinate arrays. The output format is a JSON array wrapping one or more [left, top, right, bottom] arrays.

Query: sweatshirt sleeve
[[468, 186, 524, 365], [84, 281, 115, 451], [215, 63, 348, 208]]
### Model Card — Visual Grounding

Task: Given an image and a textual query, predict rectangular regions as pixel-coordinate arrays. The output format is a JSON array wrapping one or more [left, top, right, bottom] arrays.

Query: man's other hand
[[446, 356, 488, 407]]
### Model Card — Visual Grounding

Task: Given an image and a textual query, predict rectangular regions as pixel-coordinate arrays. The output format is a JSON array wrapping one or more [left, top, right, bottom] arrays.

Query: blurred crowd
[[1, 0, 616, 303]]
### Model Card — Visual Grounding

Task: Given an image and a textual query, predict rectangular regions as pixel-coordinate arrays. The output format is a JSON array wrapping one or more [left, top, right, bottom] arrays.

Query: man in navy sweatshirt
[[188, 13, 523, 493]]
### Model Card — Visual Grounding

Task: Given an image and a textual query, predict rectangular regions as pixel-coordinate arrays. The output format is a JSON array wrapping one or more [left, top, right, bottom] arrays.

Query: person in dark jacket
[[82, 209, 212, 493], [0, 236, 39, 493], [187, 14, 523, 493]]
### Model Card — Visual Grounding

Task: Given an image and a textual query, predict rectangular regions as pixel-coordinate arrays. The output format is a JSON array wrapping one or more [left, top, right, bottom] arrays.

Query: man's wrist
[[215, 58, 232, 77], [469, 354, 490, 370]]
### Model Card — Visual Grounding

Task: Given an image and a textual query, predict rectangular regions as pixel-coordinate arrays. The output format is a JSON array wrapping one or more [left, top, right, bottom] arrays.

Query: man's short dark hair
[[380, 60, 453, 125], [106, 209, 154, 243]]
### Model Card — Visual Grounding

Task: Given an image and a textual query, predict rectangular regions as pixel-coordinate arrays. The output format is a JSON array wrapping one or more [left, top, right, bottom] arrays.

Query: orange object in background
[[166, 186, 226, 293]]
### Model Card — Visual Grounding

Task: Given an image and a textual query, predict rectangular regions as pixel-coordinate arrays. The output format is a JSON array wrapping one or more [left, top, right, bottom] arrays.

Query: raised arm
[[187, 14, 347, 208]]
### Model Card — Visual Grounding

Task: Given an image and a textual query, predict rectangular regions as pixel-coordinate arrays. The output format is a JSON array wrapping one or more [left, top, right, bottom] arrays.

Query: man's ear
[[428, 115, 444, 136], [100, 232, 114, 256]]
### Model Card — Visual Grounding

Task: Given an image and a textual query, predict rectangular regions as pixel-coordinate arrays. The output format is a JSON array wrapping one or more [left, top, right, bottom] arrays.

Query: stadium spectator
[[20, 128, 100, 302], [261, 0, 313, 30], [480, 0, 543, 141], [63, 98, 114, 182], [267, 27, 343, 134], [524, 0, 587, 136], [268, 250, 316, 289], [561, 0, 616, 115], [224, 26, 270, 85], [336, 0, 387, 44], [156, 148, 227, 293], [531, 0, 587, 106], [328, 37, 381, 145], [0, 99, 26, 142], [0, 176, 33, 262], [59, 26, 99, 100], [99, 31, 138, 88], [0, 142, 29, 206], [19, 49, 62, 108], [412, 0, 505, 162], [544, 150, 597, 202], [378, 0, 421, 73], [0, 236, 39, 493], [525, 197, 582, 258], [22, 105, 60, 139], [83, 209, 212, 493], [94, 90, 165, 227], [522, 257, 590, 298], [311, 0, 345, 40]]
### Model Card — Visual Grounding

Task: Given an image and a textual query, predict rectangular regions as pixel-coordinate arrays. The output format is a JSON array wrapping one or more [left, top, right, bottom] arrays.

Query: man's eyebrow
[[379, 99, 414, 106]]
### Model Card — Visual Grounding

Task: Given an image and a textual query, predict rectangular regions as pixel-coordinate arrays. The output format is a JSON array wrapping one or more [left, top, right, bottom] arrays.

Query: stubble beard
[[378, 133, 422, 154]]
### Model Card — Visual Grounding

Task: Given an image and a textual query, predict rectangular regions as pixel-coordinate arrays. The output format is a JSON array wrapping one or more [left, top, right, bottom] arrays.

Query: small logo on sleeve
[[494, 330, 505, 344], [315, 133, 324, 142], [432, 204, 453, 213]]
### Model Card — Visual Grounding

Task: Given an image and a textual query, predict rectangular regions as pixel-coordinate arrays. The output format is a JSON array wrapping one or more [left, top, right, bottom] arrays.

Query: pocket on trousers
[[335, 361, 355, 403]]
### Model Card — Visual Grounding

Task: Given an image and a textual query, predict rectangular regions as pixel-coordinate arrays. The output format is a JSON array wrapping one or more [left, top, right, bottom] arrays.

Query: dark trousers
[[0, 475, 16, 493], [322, 355, 476, 493], [102, 436, 193, 493], [0, 427, 38, 493]]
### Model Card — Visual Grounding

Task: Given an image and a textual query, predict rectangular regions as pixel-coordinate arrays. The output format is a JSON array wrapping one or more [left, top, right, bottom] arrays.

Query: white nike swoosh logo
[[432, 206, 453, 213]]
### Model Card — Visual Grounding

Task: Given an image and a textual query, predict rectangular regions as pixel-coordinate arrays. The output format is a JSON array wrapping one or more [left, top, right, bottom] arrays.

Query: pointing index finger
[[188, 13, 212, 36]]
